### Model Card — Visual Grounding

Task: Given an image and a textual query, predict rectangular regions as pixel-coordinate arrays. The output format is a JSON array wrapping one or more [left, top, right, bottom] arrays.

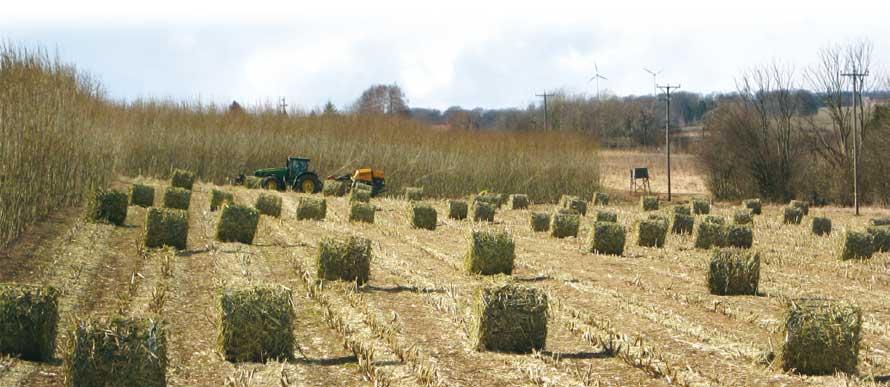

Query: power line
[[841, 70, 869, 216], [535, 92, 554, 131], [657, 84, 680, 202]]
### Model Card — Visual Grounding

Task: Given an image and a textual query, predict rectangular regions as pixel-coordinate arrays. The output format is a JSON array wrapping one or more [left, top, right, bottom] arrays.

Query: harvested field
[[0, 176, 889, 387]]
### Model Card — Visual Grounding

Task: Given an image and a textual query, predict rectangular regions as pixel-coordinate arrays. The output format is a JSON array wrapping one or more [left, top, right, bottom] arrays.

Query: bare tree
[[354, 84, 408, 115]]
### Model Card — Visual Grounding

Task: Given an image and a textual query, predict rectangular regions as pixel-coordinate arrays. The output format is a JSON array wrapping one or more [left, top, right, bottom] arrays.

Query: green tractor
[[235, 157, 322, 193]]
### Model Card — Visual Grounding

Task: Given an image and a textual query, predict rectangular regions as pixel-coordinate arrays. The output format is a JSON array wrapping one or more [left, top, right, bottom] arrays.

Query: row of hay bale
[[840, 221, 890, 261]]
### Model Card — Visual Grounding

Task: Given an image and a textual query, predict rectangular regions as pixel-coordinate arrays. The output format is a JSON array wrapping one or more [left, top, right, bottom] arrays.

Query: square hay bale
[[322, 180, 349, 197], [672, 213, 695, 235], [130, 184, 155, 208], [409, 203, 437, 230], [171, 168, 195, 190], [472, 201, 496, 222], [695, 221, 726, 249], [296, 197, 327, 221], [868, 226, 890, 252], [244, 176, 263, 189], [255, 193, 282, 217], [404, 187, 423, 201], [783, 207, 803, 224], [550, 212, 580, 239], [210, 189, 234, 212], [0, 284, 59, 361], [812, 217, 832, 236], [790, 200, 809, 216], [593, 192, 610, 206], [349, 203, 375, 224], [67, 318, 167, 386], [218, 286, 294, 362], [733, 210, 753, 225], [673, 205, 691, 215], [743, 199, 762, 215], [475, 192, 503, 208], [448, 200, 468, 220], [163, 187, 191, 210], [469, 283, 547, 353], [781, 299, 861, 375], [595, 210, 617, 223], [216, 204, 260, 244], [316, 236, 372, 285], [559, 195, 587, 215], [588, 222, 626, 256], [464, 230, 515, 275], [508, 194, 529, 210], [87, 189, 128, 226], [349, 188, 371, 203], [839, 231, 873, 260], [638, 219, 668, 248], [725, 225, 753, 249], [704, 215, 725, 225], [145, 208, 189, 250], [870, 217, 890, 227], [692, 199, 710, 215], [640, 196, 659, 211], [529, 212, 550, 232], [707, 249, 760, 295], [354, 182, 374, 192]]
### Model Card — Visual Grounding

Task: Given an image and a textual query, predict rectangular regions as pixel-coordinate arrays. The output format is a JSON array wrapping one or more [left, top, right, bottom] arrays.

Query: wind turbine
[[643, 68, 662, 98], [588, 63, 608, 100]]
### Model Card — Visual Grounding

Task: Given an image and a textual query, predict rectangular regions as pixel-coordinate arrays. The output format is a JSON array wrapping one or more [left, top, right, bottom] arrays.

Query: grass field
[[599, 149, 707, 197], [0, 177, 888, 386]]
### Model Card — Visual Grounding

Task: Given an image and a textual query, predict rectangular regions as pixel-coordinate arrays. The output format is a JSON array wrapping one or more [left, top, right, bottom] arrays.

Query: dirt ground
[[1, 176, 888, 386]]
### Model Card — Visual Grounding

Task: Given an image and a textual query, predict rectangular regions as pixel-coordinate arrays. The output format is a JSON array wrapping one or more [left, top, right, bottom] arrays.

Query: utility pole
[[841, 70, 869, 215], [278, 97, 288, 116], [658, 84, 680, 201], [536, 92, 554, 131]]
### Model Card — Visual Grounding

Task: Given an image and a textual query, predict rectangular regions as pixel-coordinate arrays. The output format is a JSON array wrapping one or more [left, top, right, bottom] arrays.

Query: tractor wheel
[[296, 175, 321, 193], [261, 177, 284, 191]]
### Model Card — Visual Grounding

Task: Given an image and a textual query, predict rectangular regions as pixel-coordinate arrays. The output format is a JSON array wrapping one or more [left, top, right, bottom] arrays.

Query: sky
[[2, 0, 890, 111]]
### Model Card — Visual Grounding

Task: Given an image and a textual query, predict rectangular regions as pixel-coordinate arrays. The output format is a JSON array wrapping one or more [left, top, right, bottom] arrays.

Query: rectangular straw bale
[[783, 207, 803, 224], [743, 199, 762, 215], [733, 210, 753, 225], [508, 194, 529, 210], [0, 284, 59, 361], [790, 200, 809, 215], [322, 180, 349, 197], [67, 318, 167, 386], [638, 218, 668, 248], [529, 212, 550, 232], [171, 168, 195, 190], [640, 196, 659, 211], [673, 205, 691, 215], [210, 189, 234, 212], [725, 225, 753, 249], [216, 204, 260, 244], [704, 215, 725, 225], [588, 222, 626, 256], [349, 188, 371, 203], [349, 203, 375, 224], [839, 231, 873, 260], [145, 208, 189, 250], [448, 200, 468, 220], [464, 230, 515, 275], [163, 187, 191, 210], [593, 192, 610, 206], [672, 213, 695, 235], [781, 299, 861, 375], [296, 197, 327, 220], [255, 193, 282, 217], [354, 182, 373, 192], [218, 286, 294, 362], [707, 249, 760, 295], [475, 193, 503, 208], [404, 187, 423, 201], [595, 210, 617, 223], [870, 217, 890, 226], [550, 212, 580, 239], [316, 236, 372, 284], [695, 221, 726, 249], [866, 226, 890, 252], [560, 195, 587, 215], [87, 189, 128, 226], [130, 184, 155, 208], [812, 217, 832, 236], [470, 283, 547, 353], [692, 199, 711, 215], [472, 201, 496, 222], [409, 202, 437, 230], [244, 176, 262, 189]]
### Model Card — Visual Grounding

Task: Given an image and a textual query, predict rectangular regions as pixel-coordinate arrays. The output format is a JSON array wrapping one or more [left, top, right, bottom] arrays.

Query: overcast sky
[[3, 0, 889, 110]]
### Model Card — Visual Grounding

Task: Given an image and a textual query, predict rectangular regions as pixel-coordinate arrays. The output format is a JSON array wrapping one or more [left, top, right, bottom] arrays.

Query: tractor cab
[[287, 157, 310, 180]]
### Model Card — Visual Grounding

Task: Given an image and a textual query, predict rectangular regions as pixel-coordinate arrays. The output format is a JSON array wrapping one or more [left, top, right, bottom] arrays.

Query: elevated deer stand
[[630, 167, 651, 195]]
